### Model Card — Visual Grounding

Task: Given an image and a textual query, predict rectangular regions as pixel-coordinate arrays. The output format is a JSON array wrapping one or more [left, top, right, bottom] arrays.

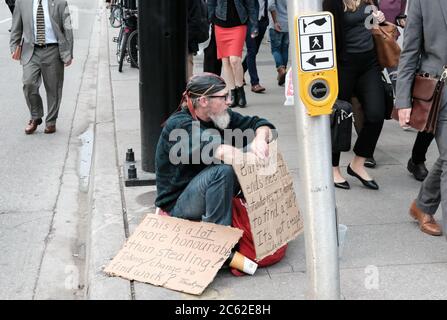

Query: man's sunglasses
[[207, 93, 230, 101]]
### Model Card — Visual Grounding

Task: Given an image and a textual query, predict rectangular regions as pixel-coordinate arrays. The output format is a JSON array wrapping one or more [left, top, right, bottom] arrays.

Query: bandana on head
[[180, 73, 227, 120]]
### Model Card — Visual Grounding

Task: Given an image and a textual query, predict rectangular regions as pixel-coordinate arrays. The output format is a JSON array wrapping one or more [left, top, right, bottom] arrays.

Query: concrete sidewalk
[[86, 8, 447, 300]]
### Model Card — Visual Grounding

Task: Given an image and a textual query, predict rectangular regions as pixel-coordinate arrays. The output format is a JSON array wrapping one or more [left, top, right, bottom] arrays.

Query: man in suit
[[10, 0, 73, 134], [396, 0, 447, 236]]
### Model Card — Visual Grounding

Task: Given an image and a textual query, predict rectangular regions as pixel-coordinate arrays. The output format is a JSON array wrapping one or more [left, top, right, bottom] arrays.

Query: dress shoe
[[407, 158, 428, 181], [277, 66, 286, 86], [409, 200, 442, 236], [25, 118, 42, 134], [44, 125, 56, 134], [251, 84, 266, 93], [347, 164, 379, 190], [364, 157, 376, 168], [334, 181, 350, 189]]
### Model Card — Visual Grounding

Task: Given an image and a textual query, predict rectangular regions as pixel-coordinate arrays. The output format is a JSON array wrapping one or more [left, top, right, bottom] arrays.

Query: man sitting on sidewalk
[[155, 73, 275, 226]]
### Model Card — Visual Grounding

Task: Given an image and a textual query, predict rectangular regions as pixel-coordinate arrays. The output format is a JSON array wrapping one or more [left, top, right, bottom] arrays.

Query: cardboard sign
[[233, 142, 303, 259], [104, 214, 243, 295]]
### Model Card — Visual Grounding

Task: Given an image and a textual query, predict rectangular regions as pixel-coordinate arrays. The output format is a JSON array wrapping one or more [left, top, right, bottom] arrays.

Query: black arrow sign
[[307, 55, 329, 67]]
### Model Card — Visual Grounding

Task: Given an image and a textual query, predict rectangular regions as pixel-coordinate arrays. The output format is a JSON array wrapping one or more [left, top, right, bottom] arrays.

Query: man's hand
[[398, 108, 412, 127], [250, 136, 269, 160], [65, 59, 73, 67], [274, 22, 282, 32]]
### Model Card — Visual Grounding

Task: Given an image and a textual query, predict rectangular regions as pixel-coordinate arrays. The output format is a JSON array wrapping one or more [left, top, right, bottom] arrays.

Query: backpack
[[230, 197, 288, 276]]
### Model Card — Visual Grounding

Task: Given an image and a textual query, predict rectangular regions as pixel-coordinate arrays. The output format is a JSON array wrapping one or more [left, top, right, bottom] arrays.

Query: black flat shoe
[[407, 158, 428, 181], [334, 181, 350, 189], [364, 157, 376, 168], [347, 165, 379, 190]]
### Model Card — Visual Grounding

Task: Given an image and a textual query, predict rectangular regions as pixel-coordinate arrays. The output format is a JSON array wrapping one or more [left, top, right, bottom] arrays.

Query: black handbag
[[383, 76, 395, 120], [331, 100, 353, 152]]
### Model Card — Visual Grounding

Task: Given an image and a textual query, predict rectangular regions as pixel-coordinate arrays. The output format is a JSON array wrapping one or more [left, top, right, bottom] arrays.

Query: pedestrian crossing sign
[[294, 12, 338, 116]]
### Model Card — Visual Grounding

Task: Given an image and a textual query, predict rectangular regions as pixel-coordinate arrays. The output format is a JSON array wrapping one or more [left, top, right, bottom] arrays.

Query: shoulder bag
[[371, 22, 401, 68], [392, 66, 447, 133]]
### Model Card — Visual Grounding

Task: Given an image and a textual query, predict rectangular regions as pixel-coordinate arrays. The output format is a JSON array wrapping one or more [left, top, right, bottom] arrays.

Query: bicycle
[[116, 8, 138, 72]]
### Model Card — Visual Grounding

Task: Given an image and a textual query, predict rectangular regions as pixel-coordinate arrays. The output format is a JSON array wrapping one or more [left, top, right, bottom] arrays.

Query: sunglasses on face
[[207, 93, 230, 101]]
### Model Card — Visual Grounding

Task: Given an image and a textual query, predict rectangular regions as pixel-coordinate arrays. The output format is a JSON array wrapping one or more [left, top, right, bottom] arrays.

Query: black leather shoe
[[407, 158, 428, 181], [334, 181, 350, 189], [364, 157, 376, 168], [236, 86, 247, 107], [347, 165, 379, 190], [229, 88, 238, 108]]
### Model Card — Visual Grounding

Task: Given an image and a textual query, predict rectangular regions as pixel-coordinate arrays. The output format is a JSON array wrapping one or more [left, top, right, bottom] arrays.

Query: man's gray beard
[[209, 110, 230, 130]]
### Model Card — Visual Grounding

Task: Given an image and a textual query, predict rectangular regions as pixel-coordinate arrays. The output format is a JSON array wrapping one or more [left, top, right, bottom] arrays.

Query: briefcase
[[12, 38, 24, 61]]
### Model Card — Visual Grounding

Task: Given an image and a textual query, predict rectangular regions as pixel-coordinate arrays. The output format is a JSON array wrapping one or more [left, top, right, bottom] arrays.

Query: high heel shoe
[[334, 181, 350, 189], [347, 165, 379, 190]]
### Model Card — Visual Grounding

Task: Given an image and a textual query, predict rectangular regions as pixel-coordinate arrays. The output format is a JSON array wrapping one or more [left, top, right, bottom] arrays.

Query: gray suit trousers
[[416, 89, 447, 232], [23, 46, 64, 125]]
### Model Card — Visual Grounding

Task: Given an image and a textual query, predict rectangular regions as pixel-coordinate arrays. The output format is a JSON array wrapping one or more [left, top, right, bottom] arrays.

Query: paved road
[[0, 0, 98, 299]]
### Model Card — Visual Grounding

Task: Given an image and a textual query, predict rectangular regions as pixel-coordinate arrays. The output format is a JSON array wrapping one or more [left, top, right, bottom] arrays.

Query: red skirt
[[214, 25, 247, 59]]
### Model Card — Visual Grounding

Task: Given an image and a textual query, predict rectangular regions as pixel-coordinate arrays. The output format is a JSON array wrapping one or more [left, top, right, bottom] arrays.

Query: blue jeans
[[269, 29, 289, 68], [242, 17, 269, 86], [169, 164, 238, 226]]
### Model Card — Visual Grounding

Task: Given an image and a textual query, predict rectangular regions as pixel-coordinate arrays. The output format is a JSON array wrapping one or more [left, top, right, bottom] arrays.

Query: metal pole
[[287, 0, 340, 299], [138, 0, 187, 172]]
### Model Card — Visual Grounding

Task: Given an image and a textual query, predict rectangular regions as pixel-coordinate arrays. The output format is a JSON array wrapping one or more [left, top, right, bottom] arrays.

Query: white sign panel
[[297, 14, 335, 72]]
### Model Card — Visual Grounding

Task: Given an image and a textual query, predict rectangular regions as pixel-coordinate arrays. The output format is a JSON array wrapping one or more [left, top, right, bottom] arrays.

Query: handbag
[[331, 100, 353, 152], [382, 69, 395, 120], [392, 66, 447, 133], [371, 22, 401, 68], [12, 38, 24, 61]]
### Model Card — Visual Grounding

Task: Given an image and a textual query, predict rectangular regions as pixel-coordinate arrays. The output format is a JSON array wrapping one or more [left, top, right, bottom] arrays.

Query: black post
[[138, 0, 187, 172]]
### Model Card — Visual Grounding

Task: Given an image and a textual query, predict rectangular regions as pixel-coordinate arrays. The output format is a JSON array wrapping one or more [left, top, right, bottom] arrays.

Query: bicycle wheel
[[127, 30, 138, 69], [110, 6, 122, 28], [118, 31, 129, 72]]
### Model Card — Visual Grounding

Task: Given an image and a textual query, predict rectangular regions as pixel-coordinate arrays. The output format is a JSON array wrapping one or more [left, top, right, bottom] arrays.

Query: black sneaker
[[364, 157, 376, 168], [407, 158, 428, 181]]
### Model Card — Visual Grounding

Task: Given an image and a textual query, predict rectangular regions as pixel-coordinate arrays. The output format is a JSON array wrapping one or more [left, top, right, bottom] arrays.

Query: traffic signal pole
[[138, 0, 187, 173], [287, 0, 340, 299]]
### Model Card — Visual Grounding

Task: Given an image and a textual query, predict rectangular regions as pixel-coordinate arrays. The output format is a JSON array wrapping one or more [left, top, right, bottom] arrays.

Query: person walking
[[267, 0, 288, 86], [396, 0, 447, 236], [208, 0, 258, 108], [323, 0, 386, 190], [242, 0, 269, 93], [10, 0, 73, 135]]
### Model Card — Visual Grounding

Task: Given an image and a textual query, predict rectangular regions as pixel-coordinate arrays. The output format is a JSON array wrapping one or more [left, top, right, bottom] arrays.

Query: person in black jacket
[[188, 0, 210, 79], [323, 0, 386, 190]]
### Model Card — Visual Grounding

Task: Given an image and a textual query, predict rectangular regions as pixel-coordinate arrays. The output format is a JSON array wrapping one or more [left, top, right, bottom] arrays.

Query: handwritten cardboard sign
[[233, 142, 303, 260], [104, 214, 242, 295]]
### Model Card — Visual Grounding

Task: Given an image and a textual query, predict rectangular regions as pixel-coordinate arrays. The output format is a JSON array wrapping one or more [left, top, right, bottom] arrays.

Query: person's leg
[[351, 55, 385, 181], [22, 52, 44, 121], [412, 131, 435, 164], [281, 32, 289, 68], [269, 28, 283, 69], [169, 165, 238, 226], [40, 46, 64, 127], [332, 54, 357, 183], [204, 25, 222, 75], [229, 56, 244, 88]]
